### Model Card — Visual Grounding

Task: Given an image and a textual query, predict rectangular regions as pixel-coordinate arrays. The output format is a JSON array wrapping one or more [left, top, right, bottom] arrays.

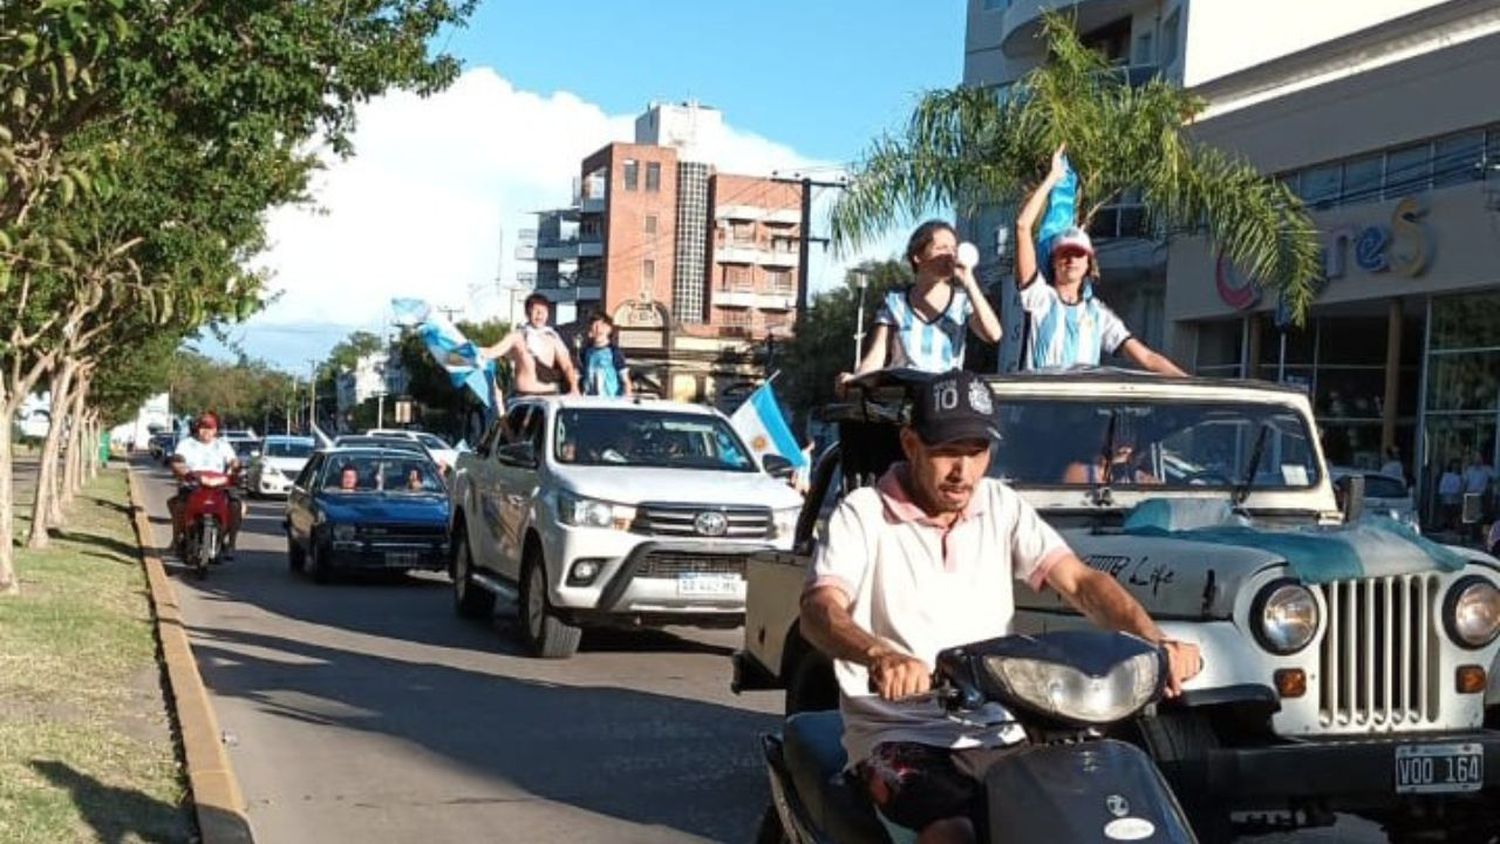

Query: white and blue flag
[[730, 382, 808, 474], [391, 298, 497, 409]]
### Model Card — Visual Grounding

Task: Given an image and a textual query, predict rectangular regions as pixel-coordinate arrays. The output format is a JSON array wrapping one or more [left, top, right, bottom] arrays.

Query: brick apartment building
[[527, 103, 804, 406]]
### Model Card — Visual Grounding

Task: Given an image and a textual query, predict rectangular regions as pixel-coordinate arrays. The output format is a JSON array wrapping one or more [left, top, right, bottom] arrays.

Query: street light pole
[[306, 360, 319, 434], [852, 270, 869, 369]]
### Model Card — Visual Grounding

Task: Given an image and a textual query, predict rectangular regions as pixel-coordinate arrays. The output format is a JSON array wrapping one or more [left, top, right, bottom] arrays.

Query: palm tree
[[829, 12, 1321, 322]]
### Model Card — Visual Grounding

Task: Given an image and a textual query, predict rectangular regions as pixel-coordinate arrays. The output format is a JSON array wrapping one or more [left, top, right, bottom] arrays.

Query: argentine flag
[[390, 297, 497, 409], [730, 382, 808, 473]]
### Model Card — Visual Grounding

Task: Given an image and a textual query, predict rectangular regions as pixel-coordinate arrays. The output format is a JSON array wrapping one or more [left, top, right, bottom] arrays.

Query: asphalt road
[[129, 455, 1382, 843], [132, 457, 782, 843]]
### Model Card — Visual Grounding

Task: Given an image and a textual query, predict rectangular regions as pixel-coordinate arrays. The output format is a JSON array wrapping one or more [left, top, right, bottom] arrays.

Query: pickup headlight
[[332, 523, 357, 542], [983, 651, 1160, 725], [772, 507, 800, 540], [1252, 580, 1319, 655], [557, 491, 634, 529], [1446, 577, 1500, 649]]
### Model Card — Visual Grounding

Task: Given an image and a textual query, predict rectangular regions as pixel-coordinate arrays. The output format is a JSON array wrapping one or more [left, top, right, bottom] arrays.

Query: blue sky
[[447, 0, 966, 165], [209, 0, 966, 371]]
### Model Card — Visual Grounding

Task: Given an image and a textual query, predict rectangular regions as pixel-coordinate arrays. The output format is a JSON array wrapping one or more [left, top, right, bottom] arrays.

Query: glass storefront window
[[1426, 352, 1500, 412], [1341, 154, 1382, 205], [1299, 164, 1341, 208], [1195, 320, 1242, 371], [1317, 317, 1387, 365], [1259, 320, 1315, 367], [1316, 367, 1387, 419], [1431, 291, 1500, 350], [1433, 131, 1484, 188], [1385, 143, 1431, 199]]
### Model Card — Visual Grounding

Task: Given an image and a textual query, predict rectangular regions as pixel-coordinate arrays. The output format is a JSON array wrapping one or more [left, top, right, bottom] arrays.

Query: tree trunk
[[87, 411, 101, 479], [0, 397, 18, 596], [27, 357, 77, 549], [61, 375, 89, 505]]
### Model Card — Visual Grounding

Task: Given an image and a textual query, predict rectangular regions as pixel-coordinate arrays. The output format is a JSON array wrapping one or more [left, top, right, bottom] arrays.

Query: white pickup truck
[[735, 368, 1500, 841], [447, 396, 804, 658]]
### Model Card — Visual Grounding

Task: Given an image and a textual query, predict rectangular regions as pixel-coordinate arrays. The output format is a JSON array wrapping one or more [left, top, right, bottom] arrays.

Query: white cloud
[[230, 68, 906, 369]]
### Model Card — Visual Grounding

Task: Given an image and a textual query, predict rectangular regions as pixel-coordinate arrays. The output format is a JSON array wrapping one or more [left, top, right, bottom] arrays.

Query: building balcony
[[716, 244, 762, 264], [761, 208, 799, 226], [715, 289, 757, 308], [575, 285, 602, 302], [578, 237, 603, 258], [579, 196, 605, 214], [760, 248, 798, 268], [999, 0, 1150, 58], [716, 204, 764, 221], [535, 239, 579, 261], [756, 291, 797, 311]]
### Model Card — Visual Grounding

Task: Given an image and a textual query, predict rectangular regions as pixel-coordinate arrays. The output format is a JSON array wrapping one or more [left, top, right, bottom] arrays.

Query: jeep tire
[[520, 552, 581, 659]]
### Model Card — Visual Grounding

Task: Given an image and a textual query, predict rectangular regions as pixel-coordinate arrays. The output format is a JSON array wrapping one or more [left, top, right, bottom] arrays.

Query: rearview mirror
[[762, 453, 794, 480]]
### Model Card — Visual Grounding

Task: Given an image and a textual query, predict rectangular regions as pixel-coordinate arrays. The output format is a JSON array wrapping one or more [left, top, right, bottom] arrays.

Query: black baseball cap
[[909, 371, 1001, 445]]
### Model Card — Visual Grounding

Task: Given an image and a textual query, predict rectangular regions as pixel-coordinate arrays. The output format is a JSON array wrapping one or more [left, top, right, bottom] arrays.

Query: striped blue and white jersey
[[1018, 273, 1131, 370], [875, 287, 973, 373]]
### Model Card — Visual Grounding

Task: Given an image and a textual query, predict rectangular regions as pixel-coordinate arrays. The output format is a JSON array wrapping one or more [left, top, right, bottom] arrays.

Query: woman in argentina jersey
[[1013, 146, 1186, 376], [841, 220, 1003, 383]]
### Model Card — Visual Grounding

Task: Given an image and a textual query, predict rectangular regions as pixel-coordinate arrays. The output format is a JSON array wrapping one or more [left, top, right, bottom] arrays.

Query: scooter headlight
[[982, 651, 1160, 725], [1253, 580, 1319, 655], [1446, 577, 1500, 649]]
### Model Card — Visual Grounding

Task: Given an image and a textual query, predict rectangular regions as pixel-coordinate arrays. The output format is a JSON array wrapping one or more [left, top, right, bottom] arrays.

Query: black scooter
[[756, 630, 1197, 843]]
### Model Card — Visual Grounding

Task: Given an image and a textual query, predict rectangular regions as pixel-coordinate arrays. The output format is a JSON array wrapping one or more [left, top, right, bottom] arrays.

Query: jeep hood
[[551, 465, 803, 510]]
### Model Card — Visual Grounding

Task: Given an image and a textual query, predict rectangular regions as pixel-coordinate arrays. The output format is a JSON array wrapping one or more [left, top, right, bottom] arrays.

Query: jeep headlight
[[1446, 577, 1500, 649], [983, 652, 1160, 725], [557, 491, 634, 529], [332, 523, 357, 542], [1252, 580, 1319, 655]]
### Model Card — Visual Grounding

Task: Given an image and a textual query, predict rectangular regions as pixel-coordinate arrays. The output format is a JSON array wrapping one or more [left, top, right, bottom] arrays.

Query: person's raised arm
[[1120, 337, 1188, 377], [956, 265, 1003, 343], [1043, 555, 1201, 695], [1015, 145, 1069, 290], [478, 333, 519, 361]]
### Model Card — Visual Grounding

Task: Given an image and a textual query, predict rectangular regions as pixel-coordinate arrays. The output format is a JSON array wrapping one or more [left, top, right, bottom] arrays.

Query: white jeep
[[448, 396, 803, 658], [734, 369, 1500, 841]]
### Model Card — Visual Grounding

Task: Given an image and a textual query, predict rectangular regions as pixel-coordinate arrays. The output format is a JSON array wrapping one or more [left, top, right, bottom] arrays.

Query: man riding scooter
[[168, 412, 244, 560], [800, 371, 1202, 844]]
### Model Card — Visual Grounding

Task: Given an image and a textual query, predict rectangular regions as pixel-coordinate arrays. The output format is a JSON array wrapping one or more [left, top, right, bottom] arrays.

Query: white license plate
[[677, 573, 741, 597], [1395, 743, 1483, 794], [384, 551, 419, 567]]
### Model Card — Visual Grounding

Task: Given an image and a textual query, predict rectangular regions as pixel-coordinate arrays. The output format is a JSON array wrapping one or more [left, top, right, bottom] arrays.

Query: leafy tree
[[778, 260, 912, 419], [829, 12, 1320, 323]]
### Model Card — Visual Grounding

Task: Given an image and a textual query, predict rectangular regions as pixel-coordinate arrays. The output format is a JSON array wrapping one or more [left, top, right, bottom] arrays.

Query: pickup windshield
[[553, 409, 757, 472], [990, 399, 1321, 491]]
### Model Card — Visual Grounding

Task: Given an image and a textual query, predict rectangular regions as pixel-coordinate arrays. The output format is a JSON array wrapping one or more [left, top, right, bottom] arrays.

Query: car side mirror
[[1336, 474, 1365, 523], [497, 442, 537, 469], [762, 453, 795, 480]]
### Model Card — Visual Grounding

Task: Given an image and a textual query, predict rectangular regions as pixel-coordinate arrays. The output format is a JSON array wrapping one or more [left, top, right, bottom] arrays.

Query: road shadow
[[188, 626, 775, 842], [29, 760, 193, 844]]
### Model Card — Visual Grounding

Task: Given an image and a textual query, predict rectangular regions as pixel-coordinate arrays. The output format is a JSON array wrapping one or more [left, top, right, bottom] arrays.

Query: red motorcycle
[[178, 470, 238, 578]]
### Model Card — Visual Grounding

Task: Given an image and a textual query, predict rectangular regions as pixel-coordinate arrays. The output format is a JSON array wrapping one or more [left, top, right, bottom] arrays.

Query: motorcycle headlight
[[1446, 576, 1500, 649], [332, 524, 357, 542], [1252, 580, 1319, 655], [982, 651, 1160, 725], [557, 491, 632, 529], [772, 507, 800, 540]]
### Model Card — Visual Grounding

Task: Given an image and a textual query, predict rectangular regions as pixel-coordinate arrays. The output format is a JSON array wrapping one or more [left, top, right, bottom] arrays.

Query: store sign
[[1216, 196, 1435, 310]]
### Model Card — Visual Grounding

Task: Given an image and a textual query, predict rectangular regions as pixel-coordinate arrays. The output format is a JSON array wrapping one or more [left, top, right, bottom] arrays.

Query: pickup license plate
[[1395, 743, 1483, 794], [677, 573, 741, 597], [384, 551, 419, 567]]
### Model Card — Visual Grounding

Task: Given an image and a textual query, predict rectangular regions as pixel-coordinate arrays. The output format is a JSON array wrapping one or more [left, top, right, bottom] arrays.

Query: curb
[[126, 468, 255, 844]]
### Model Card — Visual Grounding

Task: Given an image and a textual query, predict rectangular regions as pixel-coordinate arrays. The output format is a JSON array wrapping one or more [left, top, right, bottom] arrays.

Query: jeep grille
[[634, 503, 772, 539], [1317, 575, 1442, 731]]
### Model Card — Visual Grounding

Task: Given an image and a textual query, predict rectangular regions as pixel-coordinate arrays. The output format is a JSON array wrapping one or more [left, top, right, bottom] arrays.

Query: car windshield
[[553, 409, 757, 472], [266, 441, 313, 458], [989, 398, 1321, 490], [322, 455, 443, 493], [415, 433, 449, 451]]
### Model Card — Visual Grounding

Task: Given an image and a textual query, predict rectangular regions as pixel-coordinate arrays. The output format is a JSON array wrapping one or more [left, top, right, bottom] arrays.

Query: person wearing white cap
[[1013, 146, 1185, 376], [841, 220, 1003, 386]]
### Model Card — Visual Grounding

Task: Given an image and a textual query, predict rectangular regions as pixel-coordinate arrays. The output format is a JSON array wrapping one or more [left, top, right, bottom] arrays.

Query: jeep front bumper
[[1202, 730, 1500, 811]]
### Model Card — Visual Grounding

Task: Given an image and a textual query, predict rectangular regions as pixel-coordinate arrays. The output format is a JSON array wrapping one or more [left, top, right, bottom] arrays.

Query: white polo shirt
[[172, 437, 237, 474], [807, 463, 1070, 767]]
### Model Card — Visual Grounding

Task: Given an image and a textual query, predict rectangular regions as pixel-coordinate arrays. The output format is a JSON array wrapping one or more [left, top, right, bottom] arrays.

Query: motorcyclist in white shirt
[[168, 412, 244, 558]]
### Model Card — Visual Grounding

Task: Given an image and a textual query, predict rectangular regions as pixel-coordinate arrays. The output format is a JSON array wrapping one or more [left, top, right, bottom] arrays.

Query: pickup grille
[[634, 503, 771, 539], [361, 525, 446, 543], [1317, 575, 1442, 731], [637, 552, 749, 578]]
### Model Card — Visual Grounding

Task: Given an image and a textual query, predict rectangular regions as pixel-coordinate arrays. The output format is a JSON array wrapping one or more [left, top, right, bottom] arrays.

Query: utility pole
[[306, 360, 319, 434], [436, 306, 463, 323], [771, 173, 846, 318]]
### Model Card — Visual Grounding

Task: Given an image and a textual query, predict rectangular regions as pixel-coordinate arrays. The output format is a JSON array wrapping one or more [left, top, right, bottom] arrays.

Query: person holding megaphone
[[840, 220, 1003, 387]]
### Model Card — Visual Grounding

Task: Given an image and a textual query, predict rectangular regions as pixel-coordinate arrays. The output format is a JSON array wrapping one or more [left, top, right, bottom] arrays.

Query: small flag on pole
[[730, 381, 808, 472]]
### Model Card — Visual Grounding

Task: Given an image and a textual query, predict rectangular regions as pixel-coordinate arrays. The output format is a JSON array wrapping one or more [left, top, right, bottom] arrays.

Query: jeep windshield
[[553, 408, 758, 472], [989, 398, 1321, 491]]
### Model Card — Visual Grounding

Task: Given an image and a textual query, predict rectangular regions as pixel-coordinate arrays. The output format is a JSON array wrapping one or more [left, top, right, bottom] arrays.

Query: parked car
[[1331, 465, 1419, 531], [365, 428, 460, 471], [735, 368, 1500, 841], [148, 431, 177, 462], [283, 446, 450, 584], [447, 396, 803, 658], [247, 436, 316, 498]]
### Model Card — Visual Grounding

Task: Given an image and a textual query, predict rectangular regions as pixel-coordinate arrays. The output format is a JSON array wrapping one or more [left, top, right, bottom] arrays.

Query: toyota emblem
[[694, 511, 729, 537], [1106, 794, 1130, 818]]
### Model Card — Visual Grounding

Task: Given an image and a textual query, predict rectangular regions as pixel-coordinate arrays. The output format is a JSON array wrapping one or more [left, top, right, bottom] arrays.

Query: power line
[[770, 173, 848, 316]]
